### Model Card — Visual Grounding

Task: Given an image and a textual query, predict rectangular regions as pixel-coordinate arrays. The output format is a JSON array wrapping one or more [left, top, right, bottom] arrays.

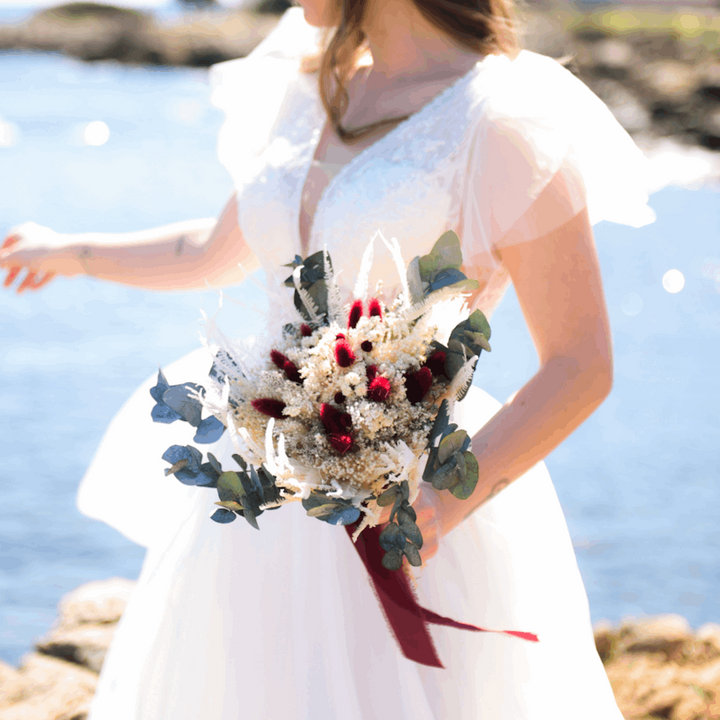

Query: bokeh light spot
[[621, 292, 643, 316], [662, 269, 685, 293], [82, 121, 110, 146], [0, 120, 19, 147]]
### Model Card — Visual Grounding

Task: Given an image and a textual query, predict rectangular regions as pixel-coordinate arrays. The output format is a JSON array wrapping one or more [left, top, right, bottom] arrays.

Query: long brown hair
[[303, 0, 519, 144]]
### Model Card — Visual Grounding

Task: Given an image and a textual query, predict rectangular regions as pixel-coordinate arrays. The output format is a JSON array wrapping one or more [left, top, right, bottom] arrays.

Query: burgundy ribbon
[[346, 521, 539, 668]]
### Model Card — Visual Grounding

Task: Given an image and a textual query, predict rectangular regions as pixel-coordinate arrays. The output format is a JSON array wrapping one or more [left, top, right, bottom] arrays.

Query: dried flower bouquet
[[150, 230, 492, 571]]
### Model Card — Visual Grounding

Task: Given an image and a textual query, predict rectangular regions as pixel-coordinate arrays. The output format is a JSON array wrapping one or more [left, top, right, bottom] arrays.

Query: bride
[[1, 0, 655, 716]]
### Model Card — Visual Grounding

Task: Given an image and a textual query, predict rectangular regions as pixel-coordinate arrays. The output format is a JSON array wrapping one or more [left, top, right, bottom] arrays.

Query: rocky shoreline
[[0, 1, 719, 166], [2, 578, 720, 720]]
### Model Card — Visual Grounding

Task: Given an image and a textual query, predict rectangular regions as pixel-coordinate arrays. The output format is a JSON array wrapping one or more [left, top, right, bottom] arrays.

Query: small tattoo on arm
[[78, 246, 92, 274], [485, 478, 510, 504], [174, 235, 186, 257], [462, 478, 510, 523]]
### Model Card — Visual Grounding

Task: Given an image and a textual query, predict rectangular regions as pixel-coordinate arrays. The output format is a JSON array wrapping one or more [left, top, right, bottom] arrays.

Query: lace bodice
[[210, 9, 655, 314]]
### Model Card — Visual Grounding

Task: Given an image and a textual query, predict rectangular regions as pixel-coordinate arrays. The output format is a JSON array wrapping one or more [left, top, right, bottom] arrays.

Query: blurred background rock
[[0, 0, 719, 152]]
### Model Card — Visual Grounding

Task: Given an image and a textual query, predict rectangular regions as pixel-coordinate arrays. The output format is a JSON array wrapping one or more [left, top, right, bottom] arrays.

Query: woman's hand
[[376, 482, 443, 566], [1, 222, 82, 293]]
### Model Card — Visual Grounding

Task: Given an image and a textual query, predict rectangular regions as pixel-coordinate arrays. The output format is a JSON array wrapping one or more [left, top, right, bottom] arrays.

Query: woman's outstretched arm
[[433, 207, 613, 540], [0, 195, 258, 292]]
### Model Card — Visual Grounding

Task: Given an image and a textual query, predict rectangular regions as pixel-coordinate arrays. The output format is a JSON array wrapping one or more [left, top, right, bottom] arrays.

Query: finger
[[1, 235, 21, 251], [31, 271, 56, 290], [4, 266, 22, 288], [17, 270, 38, 294]]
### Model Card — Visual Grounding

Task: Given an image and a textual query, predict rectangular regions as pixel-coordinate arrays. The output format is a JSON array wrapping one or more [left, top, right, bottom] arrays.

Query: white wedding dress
[[78, 9, 655, 718]]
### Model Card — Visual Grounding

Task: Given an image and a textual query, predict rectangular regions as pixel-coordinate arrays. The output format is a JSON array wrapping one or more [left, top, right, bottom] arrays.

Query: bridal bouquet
[[151, 231, 492, 571]]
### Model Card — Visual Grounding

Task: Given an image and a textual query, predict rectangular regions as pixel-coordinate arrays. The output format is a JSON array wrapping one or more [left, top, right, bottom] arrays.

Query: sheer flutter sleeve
[[209, 8, 322, 190], [462, 50, 656, 270]]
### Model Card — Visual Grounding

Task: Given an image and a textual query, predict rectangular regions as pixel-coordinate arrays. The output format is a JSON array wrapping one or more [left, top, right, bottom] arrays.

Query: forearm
[[434, 355, 612, 538], [66, 198, 257, 291]]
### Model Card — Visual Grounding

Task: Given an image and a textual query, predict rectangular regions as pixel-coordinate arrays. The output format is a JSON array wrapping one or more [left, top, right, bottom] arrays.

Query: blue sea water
[[0, 50, 719, 665]]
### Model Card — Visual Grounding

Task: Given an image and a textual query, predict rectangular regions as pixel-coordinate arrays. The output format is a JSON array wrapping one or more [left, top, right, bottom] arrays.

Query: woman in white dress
[[1, 0, 655, 716]]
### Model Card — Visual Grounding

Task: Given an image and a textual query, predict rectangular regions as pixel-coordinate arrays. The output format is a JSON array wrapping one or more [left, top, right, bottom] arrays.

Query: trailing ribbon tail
[[345, 520, 539, 669]]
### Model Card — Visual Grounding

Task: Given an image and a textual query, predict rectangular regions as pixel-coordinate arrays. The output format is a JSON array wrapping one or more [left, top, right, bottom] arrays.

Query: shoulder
[[470, 51, 590, 134]]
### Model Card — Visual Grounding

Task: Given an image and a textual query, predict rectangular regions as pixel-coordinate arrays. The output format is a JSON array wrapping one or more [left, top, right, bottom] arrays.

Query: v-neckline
[[296, 54, 492, 257]]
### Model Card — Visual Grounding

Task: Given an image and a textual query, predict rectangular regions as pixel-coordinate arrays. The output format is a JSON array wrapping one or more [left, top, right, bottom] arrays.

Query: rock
[[58, 577, 135, 628], [0, 653, 97, 719], [640, 60, 699, 102], [592, 38, 635, 71], [623, 614, 693, 658], [0, 579, 136, 717], [698, 107, 720, 150], [697, 622, 720, 653], [592, 619, 619, 663], [36, 624, 117, 675], [0, 2, 279, 67]]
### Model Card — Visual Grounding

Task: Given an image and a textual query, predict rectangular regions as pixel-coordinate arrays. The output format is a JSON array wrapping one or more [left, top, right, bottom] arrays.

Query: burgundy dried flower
[[283, 360, 302, 384], [270, 350, 288, 369], [334, 339, 356, 368], [270, 349, 302, 384], [404, 367, 433, 405], [425, 350, 447, 378], [335, 333, 345, 340], [366, 365, 378, 382], [329, 434, 354, 455], [368, 376, 391, 403], [334, 392, 346, 404], [368, 298, 383, 319], [360, 340, 373, 352], [251, 398, 286, 419], [320, 403, 353, 435], [300, 324, 313, 337], [348, 300, 363, 329]]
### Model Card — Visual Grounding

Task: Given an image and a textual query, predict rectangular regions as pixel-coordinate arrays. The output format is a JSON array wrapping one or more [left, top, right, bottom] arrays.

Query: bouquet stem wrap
[[346, 521, 540, 668]]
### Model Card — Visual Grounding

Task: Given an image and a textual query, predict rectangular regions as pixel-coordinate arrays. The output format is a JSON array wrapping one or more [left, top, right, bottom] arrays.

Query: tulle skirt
[[78, 347, 623, 719]]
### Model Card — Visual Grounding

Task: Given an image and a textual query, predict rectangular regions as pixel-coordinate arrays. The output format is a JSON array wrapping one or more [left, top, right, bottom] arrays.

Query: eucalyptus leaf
[[215, 500, 244, 512], [389, 491, 404, 523], [325, 506, 361, 526], [149, 369, 170, 403], [398, 515, 423, 549], [217, 471, 245, 503], [161, 383, 205, 428], [381, 549, 403, 572], [427, 267, 467, 293], [249, 465, 264, 495], [438, 430, 469, 465], [450, 452, 480, 500], [194, 415, 225, 444], [379, 523, 406, 552], [232, 454, 247, 471], [429, 455, 460, 491], [377, 485, 400, 507], [423, 447, 438, 482], [162, 444, 201, 473], [242, 506, 260, 530], [306, 503, 341, 519], [151, 402, 182, 424], [206, 453, 223, 475], [402, 542, 422, 567], [396, 505, 417, 524], [418, 230, 463, 282], [427, 400, 450, 449], [210, 508, 236, 524], [197, 463, 219, 488]]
